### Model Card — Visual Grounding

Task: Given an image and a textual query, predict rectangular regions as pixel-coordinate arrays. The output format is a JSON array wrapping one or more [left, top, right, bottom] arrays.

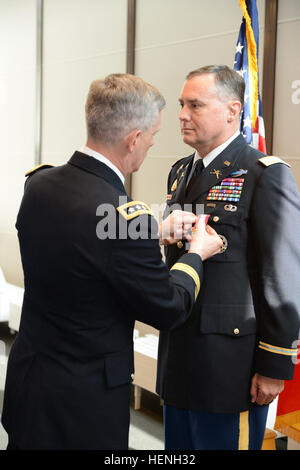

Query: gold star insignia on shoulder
[[117, 201, 153, 220]]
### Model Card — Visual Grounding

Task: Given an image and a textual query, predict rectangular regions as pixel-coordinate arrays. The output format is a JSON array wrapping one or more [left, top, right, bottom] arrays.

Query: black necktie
[[186, 158, 204, 193]]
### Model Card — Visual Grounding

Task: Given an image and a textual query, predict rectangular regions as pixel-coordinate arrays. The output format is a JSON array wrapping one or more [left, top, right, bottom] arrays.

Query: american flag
[[234, 0, 267, 154]]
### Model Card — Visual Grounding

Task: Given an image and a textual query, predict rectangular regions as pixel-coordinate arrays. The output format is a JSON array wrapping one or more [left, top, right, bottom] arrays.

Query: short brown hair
[[186, 65, 245, 106]]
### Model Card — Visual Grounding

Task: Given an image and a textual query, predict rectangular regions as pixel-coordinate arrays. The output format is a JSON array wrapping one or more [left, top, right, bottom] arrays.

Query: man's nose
[[179, 105, 190, 121]]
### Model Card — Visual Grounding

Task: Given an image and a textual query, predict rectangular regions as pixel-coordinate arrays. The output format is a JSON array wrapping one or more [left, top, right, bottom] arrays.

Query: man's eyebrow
[[178, 98, 202, 104]]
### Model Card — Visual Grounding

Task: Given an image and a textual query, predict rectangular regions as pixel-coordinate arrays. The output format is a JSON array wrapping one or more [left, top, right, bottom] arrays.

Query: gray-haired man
[[2, 73, 221, 450]]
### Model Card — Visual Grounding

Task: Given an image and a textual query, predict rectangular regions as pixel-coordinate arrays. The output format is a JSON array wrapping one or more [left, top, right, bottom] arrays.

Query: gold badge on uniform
[[210, 169, 222, 179], [171, 179, 177, 192], [218, 235, 228, 253]]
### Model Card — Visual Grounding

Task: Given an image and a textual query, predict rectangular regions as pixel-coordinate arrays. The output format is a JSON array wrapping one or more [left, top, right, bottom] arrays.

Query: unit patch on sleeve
[[117, 201, 153, 220]]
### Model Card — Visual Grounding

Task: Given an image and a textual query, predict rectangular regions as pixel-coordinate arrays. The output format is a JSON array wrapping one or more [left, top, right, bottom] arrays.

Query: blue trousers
[[164, 404, 269, 450]]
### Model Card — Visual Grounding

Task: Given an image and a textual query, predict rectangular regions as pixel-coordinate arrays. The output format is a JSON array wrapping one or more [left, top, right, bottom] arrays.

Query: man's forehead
[[179, 75, 217, 99]]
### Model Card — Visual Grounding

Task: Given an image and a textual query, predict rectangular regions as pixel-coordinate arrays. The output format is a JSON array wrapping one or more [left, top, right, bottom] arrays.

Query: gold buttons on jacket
[[234, 328, 240, 335], [177, 241, 183, 249], [213, 216, 219, 223]]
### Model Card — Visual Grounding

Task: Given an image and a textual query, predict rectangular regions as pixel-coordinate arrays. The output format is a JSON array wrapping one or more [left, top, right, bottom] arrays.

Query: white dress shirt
[[185, 130, 240, 186], [80, 145, 125, 185], [194, 130, 241, 168]]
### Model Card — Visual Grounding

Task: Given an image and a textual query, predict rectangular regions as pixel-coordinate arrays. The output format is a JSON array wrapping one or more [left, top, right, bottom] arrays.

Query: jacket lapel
[[184, 135, 246, 204], [169, 156, 194, 205]]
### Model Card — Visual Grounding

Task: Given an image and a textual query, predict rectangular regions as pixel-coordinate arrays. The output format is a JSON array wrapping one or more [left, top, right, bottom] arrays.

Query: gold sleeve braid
[[170, 262, 200, 301]]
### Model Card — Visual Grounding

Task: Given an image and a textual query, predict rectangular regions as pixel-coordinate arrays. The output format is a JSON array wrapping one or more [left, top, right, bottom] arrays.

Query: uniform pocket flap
[[104, 349, 134, 388], [206, 203, 245, 227], [199, 304, 256, 336]]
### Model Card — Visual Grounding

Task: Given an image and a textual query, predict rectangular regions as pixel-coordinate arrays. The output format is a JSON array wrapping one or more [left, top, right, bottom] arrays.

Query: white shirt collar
[[80, 146, 125, 185], [194, 130, 241, 167]]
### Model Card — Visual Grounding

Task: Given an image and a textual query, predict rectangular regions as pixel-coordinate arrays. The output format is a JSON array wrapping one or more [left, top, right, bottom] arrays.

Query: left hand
[[250, 373, 284, 406]]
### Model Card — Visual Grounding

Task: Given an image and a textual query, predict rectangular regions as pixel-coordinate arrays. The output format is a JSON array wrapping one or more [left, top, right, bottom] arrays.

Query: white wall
[[0, 0, 127, 285], [42, 0, 127, 166], [0, 0, 37, 285], [272, 0, 300, 189]]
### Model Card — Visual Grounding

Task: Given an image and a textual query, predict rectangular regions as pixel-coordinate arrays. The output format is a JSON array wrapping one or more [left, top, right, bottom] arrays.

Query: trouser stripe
[[238, 411, 249, 450]]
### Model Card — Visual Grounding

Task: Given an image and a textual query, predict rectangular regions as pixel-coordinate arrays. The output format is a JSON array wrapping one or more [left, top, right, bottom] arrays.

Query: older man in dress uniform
[[1, 74, 222, 450]]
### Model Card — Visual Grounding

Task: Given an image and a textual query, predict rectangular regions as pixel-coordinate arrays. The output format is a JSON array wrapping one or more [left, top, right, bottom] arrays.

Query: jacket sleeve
[[250, 161, 300, 379], [107, 210, 203, 331]]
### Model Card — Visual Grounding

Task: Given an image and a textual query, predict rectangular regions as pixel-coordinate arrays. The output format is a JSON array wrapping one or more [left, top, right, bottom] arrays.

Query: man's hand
[[159, 210, 197, 245], [188, 215, 223, 261], [250, 373, 284, 406]]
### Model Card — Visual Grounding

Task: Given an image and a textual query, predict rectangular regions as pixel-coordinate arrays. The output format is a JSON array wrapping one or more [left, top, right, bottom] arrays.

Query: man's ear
[[126, 129, 142, 153], [227, 100, 242, 122]]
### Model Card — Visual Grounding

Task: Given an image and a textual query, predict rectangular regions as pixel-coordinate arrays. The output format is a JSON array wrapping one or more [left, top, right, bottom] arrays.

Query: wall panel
[[42, 0, 127, 166], [0, 0, 37, 284], [272, 0, 300, 178], [0, 0, 128, 285]]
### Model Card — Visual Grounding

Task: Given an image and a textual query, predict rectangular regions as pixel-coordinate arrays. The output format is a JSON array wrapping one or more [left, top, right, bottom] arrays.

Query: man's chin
[[182, 135, 193, 146]]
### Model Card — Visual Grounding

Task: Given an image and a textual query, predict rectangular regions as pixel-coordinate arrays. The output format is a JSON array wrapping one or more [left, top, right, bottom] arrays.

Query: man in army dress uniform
[[156, 65, 300, 450], [2, 74, 222, 450]]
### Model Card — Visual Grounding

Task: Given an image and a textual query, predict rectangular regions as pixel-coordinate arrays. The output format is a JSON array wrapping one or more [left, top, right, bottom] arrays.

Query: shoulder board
[[25, 164, 54, 177], [117, 200, 153, 221], [258, 156, 290, 168]]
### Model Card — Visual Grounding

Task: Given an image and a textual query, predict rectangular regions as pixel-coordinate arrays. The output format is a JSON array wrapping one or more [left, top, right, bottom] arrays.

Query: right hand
[[159, 210, 197, 245], [189, 215, 223, 261]]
